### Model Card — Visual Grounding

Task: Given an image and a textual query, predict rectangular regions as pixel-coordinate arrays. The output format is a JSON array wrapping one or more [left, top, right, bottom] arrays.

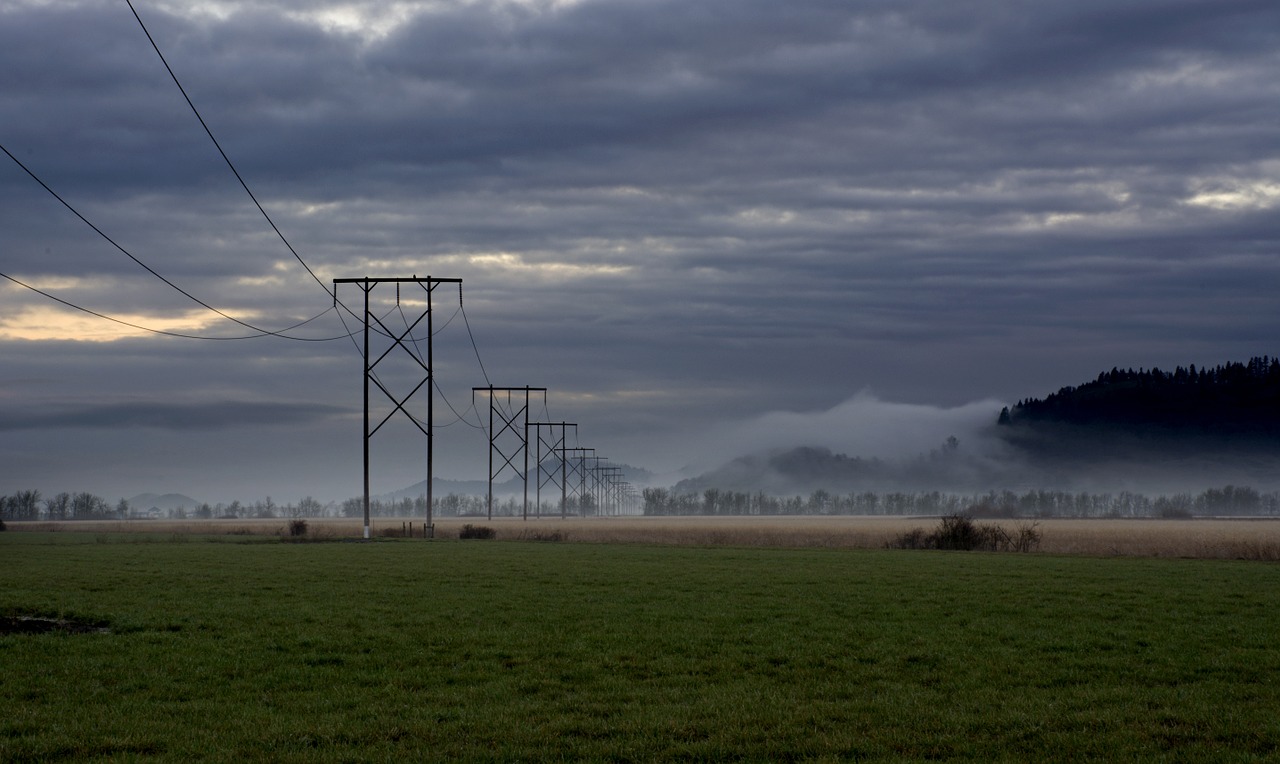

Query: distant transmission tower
[[472, 386, 547, 520], [531, 421, 576, 518]]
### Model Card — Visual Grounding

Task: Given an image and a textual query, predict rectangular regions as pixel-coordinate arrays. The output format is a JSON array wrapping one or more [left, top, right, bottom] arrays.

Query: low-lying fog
[[644, 391, 1280, 497]]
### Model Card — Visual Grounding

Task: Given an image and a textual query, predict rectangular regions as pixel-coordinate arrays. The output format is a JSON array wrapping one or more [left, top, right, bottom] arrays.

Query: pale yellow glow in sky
[[234, 260, 299, 288], [463, 252, 631, 278], [1185, 179, 1280, 211], [156, 0, 587, 44], [0, 304, 232, 342]]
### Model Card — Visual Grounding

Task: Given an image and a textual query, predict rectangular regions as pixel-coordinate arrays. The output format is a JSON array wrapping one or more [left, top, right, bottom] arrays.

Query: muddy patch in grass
[[1, 615, 111, 635]]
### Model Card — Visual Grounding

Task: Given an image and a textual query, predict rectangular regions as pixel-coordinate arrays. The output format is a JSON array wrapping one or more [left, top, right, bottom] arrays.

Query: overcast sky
[[2, 0, 1278, 504]]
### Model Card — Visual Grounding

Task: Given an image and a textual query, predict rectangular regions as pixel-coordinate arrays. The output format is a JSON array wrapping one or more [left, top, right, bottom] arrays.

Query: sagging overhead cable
[[125, 0, 334, 302], [0, 271, 338, 341], [0, 142, 350, 341]]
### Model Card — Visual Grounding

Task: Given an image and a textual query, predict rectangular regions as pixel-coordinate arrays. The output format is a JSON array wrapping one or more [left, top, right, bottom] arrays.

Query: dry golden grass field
[[10, 514, 1280, 559]]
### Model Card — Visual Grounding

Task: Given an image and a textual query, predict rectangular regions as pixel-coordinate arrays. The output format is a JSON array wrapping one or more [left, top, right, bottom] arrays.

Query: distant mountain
[[382, 476, 521, 500], [673, 442, 1008, 496], [128, 493, 200, 511]]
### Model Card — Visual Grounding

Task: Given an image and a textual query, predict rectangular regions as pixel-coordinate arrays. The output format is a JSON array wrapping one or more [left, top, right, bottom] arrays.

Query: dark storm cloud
[[2, 0, 1278, 498]]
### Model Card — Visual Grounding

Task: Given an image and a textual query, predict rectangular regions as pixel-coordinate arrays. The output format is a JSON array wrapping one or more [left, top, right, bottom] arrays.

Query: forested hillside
[[998, 357, 1280, 438]]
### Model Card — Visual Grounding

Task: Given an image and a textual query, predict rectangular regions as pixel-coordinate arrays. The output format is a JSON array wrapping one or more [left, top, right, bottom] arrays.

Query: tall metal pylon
[[564, 447, 594, 515], [472, 385, 547, 520], [531, 421, 576, 519], [598, 465, 624, 515], [589, 459, 606, 516], [334, 276, 461, 539]]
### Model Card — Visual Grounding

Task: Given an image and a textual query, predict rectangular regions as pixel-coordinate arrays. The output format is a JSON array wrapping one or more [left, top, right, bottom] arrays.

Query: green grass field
[[2, 532, 1278, 761]]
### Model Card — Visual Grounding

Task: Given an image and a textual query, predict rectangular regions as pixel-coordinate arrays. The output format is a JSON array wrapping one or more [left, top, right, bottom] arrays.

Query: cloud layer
[[2, 0, 1277, 501]]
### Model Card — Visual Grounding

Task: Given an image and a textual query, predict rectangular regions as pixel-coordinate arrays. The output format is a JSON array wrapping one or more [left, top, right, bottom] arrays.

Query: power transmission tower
[[583, 455, 610, 516], [580, 452, 603, 516], [564, 447, 593, 516], [334, 276, 461, 539], [472, 385, 547, 520], [531, 422, 576, 519], [598, 465, 624, 516]]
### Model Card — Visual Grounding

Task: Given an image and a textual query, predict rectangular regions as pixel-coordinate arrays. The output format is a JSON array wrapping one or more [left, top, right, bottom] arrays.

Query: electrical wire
[[432, 304, 460, 336], [332, 291, 366, 357], [431, 381, 484, 430], [0, 270, 335, 340], [458, 285, 491, 387], [130, 0, 510, 427], [396, 301, 428, 367], [0, 141, 354, 341], [126, 0, 333, 301], [144, 0, 505, 440]]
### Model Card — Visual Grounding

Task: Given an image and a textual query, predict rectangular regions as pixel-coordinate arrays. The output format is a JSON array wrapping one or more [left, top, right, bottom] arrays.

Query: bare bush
[[458, 524, 496, 540], [889, 515, 1041, 552], [517, 529, 566, 542], [1010, 521, 1043, 552], [287, 519, 308, 537], [891, 527, 931, 549]]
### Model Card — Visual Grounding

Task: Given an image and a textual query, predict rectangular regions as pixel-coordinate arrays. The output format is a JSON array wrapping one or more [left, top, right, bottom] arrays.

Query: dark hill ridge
[[672, 441, 1009, 495], [998, 356, 1280, 441], [128, 493, 200, 511]]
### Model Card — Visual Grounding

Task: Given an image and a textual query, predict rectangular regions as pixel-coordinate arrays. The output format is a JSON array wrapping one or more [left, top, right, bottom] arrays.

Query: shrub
[[932, 514, 991, 550], [288, 519, 308, 537], [1010, 521, 1043, 552], [892, 527, 930, 549], [458, 524, 496, 540], [0, 518, 6, 532], [888, 514, 1041, 553], [517, 529, 566, 542]]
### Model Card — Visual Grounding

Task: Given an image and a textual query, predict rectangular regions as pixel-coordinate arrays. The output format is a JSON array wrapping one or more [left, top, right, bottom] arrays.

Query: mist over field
[[664, 376, 1280, 498], [668, 392, 1008, 472]]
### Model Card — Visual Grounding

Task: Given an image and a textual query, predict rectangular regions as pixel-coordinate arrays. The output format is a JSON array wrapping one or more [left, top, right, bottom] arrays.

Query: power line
[[127, 0, 381, 345], [431, 381, 484, 430], [0, 270, 335, 341], [125, 0, 333, 301], [459, 286, 492, 387], [0, 141, 349, 341], [433, 304, 461, 336], [126, 1, 548, 475]]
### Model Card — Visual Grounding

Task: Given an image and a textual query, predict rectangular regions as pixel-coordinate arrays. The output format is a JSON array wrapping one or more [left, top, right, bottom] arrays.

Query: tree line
[[999, 356, 1280, 434], [0, 491, 599, 521], [0, 491, 126, 521], [0, 492, 332, 521], [342, 494, 600, 518], [642, 485, 1280, 518], [10, 484, 1276, 522]]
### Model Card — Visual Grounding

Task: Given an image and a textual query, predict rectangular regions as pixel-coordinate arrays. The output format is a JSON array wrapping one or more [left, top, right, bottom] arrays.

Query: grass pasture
[[2, 533, 1279, 761]]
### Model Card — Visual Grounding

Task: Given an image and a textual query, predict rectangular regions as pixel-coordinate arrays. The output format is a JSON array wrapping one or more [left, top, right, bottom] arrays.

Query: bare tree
[[71, 492, 107, 519], [2, 490, 41, 520], [296, 496, 324, 518], [45, 492, 71, 521]]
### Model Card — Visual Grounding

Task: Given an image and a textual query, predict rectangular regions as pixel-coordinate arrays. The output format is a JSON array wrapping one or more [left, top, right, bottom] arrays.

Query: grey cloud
[[2, 0, 1278, 499], [0, 400, 350, 431]]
